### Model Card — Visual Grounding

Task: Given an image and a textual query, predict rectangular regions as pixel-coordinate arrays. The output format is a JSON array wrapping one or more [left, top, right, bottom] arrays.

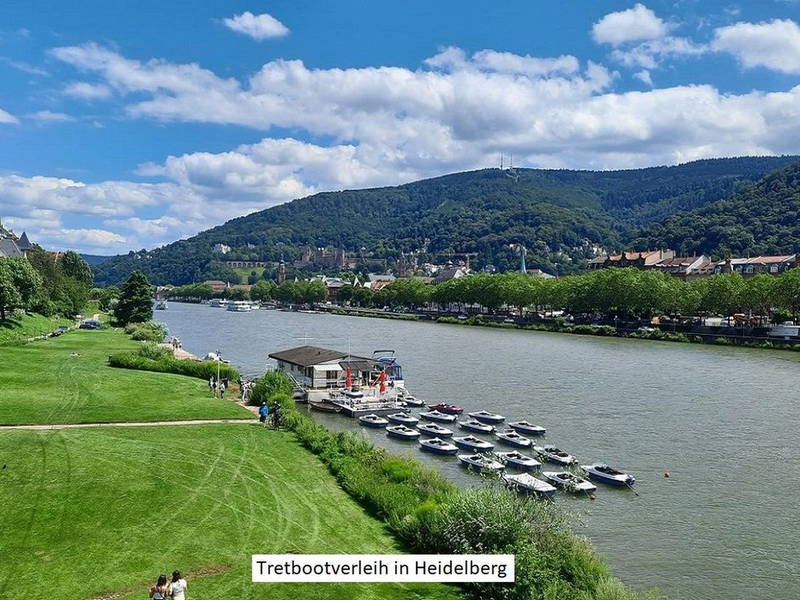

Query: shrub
[[137, 342, 172, 361], [124, 321, 167, 342], [108, 351, 240, 381], [249, 371, 296, 406]]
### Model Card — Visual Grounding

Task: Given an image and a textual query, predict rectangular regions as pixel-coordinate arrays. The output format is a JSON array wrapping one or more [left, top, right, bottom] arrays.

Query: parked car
[[79, 320, 102, 330]]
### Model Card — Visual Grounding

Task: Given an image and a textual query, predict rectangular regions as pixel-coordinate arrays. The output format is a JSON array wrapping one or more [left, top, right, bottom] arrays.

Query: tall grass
[[261, 372, 656, 600]]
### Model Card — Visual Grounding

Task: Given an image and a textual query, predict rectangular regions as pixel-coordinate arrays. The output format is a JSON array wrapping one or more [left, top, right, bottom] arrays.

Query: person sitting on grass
[[169, 570, 188, 599], [258, 402, 269, 425], [149, 574, 169, 599]]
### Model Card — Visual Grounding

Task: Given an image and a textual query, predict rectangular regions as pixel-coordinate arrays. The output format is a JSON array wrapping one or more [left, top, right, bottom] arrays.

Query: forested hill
[[92, 156, 800, 286], [635, 162, 800, 258]]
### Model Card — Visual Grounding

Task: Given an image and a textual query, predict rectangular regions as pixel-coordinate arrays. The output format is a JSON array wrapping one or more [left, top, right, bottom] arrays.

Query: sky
[[1, 0, 799, 254]]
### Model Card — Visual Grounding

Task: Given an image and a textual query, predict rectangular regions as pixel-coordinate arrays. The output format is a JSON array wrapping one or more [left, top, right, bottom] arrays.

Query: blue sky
[[1, 0, 799, 253]]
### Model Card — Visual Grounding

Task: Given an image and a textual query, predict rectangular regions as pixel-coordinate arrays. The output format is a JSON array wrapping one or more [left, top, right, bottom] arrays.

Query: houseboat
[[208, 298, 228, 308], [268, 345, 407, 416]]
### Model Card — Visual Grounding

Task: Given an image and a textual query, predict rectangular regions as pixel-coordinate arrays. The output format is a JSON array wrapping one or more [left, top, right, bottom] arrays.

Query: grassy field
[[0, 424, 462, 600], [0, 312, 72, 345], [0, 327, 250, 425]]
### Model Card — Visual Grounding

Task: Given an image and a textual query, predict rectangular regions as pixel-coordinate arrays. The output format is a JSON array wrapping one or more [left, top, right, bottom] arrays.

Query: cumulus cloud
[[222, 11, 289, 41], [592, 4, 669, 46], [633, 70, 653, 86], [64, 81, 112, 99], [26, 110, 75, 122], [712, 19, 800, 74], [0, 106, 18, 124]]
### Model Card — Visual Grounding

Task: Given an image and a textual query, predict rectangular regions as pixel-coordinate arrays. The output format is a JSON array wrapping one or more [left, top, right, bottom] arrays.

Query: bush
[[124, 321, 167, 342], [137, 342, 172, 361], [108, 351, 240, 381], [249, 371, 296, 406]]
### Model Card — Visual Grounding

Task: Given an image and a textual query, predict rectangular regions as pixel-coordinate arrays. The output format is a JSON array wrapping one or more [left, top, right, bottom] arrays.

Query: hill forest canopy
[[91, 156, 800, 286]]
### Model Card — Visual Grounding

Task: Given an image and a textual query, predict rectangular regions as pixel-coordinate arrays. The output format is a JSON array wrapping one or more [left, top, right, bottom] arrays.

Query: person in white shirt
[[169, 571, 188, 599]]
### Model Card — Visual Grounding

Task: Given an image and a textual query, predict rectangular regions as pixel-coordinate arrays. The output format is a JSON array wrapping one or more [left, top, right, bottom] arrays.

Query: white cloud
[[592, 4, 669, 46], [633, 70, 653, 86], [0, 106, 18, 124], [222, 11, 289, 41], [0, 57, 48, 76], [712, 19, 800, 74], [26, 110, 75, 122], [64, 81, 112, 99], [610, 36, 707, 69]]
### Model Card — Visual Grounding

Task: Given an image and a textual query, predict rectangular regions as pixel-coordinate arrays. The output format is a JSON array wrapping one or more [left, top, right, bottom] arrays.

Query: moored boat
[[468, 410, 505, 424], [453, 435, 494, 452], [458, 454, 505, 473], [401, 395, 425, 407], [502, 473, 556, 498], [534, 445, 576, 465], [458, 419, 494, 434], [386, 411, 419, 426], [359, 414, 389, 428], [495, 450, 541, 471], [419, 410, 457, 423], [416, 422, 454, 438], [495, 429, 533, 448], [508, 421, 546, 436], [386, 425, 421, 440], [308, 400, 342, 413], [419, 437, 458, 455], [226, 300, 253, 312], [581, 463, 635, 487], [543, 471, 597, 494], [428, 403, 464, 415]]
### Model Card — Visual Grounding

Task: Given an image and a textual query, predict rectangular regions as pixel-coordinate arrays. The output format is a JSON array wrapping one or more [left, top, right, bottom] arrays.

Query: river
[[157, 302, 800, 600]]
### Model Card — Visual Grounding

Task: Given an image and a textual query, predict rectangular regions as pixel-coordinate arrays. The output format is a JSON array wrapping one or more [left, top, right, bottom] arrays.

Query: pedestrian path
[[0, 418, 255, 431]]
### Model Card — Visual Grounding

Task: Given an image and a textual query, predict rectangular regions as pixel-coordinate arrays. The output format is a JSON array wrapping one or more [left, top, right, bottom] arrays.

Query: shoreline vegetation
[[251, 372, 657, 600]]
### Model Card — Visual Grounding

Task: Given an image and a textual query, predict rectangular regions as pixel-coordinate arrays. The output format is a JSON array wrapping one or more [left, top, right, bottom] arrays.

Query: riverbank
[[0, 322, 462, 600]]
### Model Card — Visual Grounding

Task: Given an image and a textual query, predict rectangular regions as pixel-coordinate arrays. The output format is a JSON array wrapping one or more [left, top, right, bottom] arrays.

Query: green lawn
[[0, 424, 462, 600], [0, 312, 71, 345], [0, 327, 250, 425]]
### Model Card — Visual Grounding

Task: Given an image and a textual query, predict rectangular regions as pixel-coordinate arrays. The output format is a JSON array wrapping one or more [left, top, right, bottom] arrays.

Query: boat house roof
[[269, 345, 370, 368]]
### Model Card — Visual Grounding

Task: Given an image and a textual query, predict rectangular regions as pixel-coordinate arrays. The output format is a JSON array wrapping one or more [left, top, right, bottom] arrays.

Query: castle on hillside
[[0, 218, 33, 258]]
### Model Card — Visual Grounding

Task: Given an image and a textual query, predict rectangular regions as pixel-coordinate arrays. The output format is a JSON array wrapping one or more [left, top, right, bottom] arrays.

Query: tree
[[113, 270, 154, 325], [0, 258, 43, 320], [301, 280, 327, 304], [774, 268, 800, 321], [250, 280, 277, 302], [61, 251, 93, 287]]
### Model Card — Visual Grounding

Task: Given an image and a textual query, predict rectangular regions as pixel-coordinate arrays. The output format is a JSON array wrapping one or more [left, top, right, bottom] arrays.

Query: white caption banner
[[252, 554, 515, 583]]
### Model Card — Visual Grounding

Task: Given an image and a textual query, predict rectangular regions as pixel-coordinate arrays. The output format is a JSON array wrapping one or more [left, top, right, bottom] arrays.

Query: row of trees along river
[[168, 267, 800, 322]]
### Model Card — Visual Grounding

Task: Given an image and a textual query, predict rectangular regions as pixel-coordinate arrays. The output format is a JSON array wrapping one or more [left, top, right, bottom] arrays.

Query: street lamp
[[216, 348, 221, 399]]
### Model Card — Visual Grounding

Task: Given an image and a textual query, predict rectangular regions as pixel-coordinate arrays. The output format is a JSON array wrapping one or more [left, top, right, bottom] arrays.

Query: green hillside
[[635, 162, 800, 257], [92, 156, 800, 285]]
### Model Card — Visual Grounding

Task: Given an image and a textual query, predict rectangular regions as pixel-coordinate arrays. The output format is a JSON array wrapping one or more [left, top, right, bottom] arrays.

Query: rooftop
[[269, 345, 370, 367]]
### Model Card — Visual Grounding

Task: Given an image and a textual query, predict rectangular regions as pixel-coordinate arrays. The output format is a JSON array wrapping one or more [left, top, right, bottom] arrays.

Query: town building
[[203, 280, 228, 293], [225, 260, 269, 268], [588, 249, 676, 270], [212, 243, 231, 255], [648, 256, 714, 280], [0, 219, 32, 258], [714, 255, 797, 277], [432, 266, 468, 284]]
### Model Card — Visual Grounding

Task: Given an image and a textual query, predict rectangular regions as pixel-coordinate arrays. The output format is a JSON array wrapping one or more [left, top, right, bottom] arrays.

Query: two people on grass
[[150, 571, 187, 599], [258, 400, 282, 428]]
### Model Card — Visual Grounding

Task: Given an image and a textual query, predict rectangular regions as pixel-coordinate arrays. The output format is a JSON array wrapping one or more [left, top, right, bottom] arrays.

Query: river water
[[157, 303, 800, 600]]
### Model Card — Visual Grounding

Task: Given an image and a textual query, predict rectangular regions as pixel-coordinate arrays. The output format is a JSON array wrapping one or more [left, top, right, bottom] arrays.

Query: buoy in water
[[664, 472, 670, 478]]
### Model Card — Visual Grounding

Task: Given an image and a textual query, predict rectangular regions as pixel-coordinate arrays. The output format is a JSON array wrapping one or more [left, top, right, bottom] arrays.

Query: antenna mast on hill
[[500, 153, 504, 170]]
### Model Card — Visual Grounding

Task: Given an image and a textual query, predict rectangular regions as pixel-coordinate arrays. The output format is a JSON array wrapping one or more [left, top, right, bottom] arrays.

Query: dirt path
[[0, 418, 256, 431]]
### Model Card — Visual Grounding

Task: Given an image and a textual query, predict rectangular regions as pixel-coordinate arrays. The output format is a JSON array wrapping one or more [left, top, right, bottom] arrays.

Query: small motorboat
[[386, 425, 421, 440], [386, 412, 419, 426], [458, 454, 505, 473], [401, 395, 425, 407], [508, 421, 546, 436], [495, 429, 533, 448], [419, 437, 458, 455], [534, 445, 576, 465], [428, 403, 464, 415], [543, 471, 597, 494], [359, 414, 389, 428], [459, 419, 495, 434], [416, 422, 454, 438], [308, 400, 342, 413], [419, 410, 457, 423], [581, 463, 635, 487], [453, 435, 494, 452], [502, 473, 556, 498], [495, 451, 541, 471], [468, 410, 505, 424]]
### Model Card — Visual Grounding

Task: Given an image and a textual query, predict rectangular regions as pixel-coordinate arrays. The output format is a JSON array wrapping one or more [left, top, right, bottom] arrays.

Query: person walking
[[219, 381, 226, 398], [169, 570, 188, 599], [208, 376, 215, 393], [258, 402, 269, 426], [270, 401, 281, 429], [149, 574, 169, 600]]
